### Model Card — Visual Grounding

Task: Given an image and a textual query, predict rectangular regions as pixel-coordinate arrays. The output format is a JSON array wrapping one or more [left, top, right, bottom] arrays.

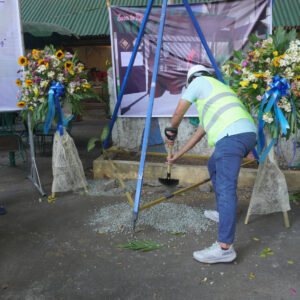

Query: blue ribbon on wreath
[[257, 75, 297, 165], [44, 82, 73, 136]]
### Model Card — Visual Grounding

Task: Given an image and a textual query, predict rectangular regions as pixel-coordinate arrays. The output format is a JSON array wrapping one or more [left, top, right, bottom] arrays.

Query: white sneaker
[[193, 242, 236, 264], [204, 210, 219, 223]]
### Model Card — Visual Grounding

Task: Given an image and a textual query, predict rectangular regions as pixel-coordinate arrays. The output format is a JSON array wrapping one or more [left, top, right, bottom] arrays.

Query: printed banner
[[0, 0, 23, 112], [109, 0, 272, 117]]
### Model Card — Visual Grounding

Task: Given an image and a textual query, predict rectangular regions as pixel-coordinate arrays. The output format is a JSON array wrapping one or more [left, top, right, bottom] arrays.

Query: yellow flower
[[239, 80, 249, 87], [273, 51, 278, 56], [17, 101, 26, 108], [252, 84, 258, 89], [78, 64, 84, 70], [65, 61, 73, 70], [18, 56, 27, 66], [70, 70, 75, 75], [82, 84, 91, 89], [32, 49, 39, 59], [294, 75, 300, 80], [234, 63, 241, 70], [55, 50, 64, 59], [253, 73, 266, 78], [34, 88, 39, 97], [28, 106, 34, 111], [38, 59, 45, 65], [25, 79, 33, 86], [273, 54, 285, 67], [15, 79, 22, 87], [38, 59, 49, 68]]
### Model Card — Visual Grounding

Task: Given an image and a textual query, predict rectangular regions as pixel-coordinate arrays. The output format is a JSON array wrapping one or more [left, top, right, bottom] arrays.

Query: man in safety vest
[[165, 65, 257, 264]]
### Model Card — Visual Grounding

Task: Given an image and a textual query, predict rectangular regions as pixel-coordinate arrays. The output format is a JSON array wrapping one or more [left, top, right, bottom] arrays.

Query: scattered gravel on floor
[[90, 202, 213, 234]]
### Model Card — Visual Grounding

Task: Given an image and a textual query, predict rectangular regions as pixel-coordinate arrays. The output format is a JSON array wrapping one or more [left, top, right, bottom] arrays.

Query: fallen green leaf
[[260, 248, 274, 258], [117, 240, 164, 252]]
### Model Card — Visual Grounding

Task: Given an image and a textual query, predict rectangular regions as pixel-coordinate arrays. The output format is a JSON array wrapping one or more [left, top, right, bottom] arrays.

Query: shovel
[[159, 127, 179, 186]]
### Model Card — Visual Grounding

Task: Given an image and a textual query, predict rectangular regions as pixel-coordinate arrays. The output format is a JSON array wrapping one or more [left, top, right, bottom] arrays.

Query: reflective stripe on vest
[[206, 102, 248, 131], [196, 76, 254, 146], [201, 92, 236, 126]]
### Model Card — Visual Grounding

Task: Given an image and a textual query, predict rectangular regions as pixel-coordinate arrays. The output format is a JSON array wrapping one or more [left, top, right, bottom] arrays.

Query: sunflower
[[32, 49, 39, 59], [38, 59, 45, 65], [18, 56, 27, 66], [55, 50, 64, 59], [65, 61, 73, 70], [15, 79, 22, 87], [25, 79, 33, 86], [17, 101, 26, 108]]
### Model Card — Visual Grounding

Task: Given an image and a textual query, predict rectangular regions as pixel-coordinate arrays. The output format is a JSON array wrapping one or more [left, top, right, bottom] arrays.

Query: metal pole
[[27, 112, 46, 196], [132, 0, 169, 230], [182, 0, 225, 83], [103, 0, 155, 149]]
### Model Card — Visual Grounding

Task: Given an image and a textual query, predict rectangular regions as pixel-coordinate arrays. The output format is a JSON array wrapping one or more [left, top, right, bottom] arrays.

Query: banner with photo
[[109, 0, 272, 117], [0, 0, 23, 112]]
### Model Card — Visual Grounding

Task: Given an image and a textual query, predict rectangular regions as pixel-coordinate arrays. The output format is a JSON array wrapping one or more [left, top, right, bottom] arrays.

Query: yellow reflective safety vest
[[196, 76, 255, 146]]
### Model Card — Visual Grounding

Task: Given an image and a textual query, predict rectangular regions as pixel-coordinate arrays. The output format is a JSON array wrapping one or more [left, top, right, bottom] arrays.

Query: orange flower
[[55, 50, 64, 59], [38, 59, 45, 65], [18, 56, 27, 66]]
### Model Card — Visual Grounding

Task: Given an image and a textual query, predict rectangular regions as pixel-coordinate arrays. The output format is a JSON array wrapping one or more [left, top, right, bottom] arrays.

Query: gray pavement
[[0, 107, 300, 300]]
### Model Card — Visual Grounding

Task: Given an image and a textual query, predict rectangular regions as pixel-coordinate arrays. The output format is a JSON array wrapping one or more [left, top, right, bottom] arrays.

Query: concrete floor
[[0, 107, 300, 300]]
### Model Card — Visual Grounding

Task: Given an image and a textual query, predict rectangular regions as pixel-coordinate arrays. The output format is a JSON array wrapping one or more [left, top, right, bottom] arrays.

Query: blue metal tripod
[[103, 0, 224, 230]]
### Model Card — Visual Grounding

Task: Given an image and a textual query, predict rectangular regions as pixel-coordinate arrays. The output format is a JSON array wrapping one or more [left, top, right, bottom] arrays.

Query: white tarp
[[0, 0, 23, 112]]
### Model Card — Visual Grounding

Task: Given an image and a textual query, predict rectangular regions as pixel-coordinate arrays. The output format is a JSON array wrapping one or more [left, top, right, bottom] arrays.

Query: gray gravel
[[90, 202, 214, 234]]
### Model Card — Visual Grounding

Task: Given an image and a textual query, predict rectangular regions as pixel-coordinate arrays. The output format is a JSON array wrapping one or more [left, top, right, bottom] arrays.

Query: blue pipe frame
[[133, 0, 169, 223], [182, 0, 225, 83]]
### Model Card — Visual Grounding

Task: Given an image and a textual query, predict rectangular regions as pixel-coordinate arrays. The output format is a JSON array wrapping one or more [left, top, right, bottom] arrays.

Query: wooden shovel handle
[[167, 144, 173, 175]]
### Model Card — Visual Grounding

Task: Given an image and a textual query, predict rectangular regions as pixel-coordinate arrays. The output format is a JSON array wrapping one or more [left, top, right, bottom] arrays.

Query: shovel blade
[[158, 177, 179, 186]]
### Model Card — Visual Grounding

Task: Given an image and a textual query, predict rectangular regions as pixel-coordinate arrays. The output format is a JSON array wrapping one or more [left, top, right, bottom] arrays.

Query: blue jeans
[[207, 132, 257, 244]]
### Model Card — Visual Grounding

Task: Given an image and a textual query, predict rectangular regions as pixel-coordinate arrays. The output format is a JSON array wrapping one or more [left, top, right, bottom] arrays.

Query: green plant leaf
[[249, 33, 260, 45], [100, 125, 110, 143], [117, 240, 164, 252], [87, 137, 100, 152], [233, 50, 243, 61]]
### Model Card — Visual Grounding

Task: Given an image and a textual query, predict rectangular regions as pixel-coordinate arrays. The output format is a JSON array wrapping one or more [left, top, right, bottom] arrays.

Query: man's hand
[[165, 127, 178, 146], [166, 151, 181, 165]]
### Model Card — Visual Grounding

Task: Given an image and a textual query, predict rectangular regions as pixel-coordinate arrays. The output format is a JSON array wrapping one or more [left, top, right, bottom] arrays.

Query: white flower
[[263, 112, 273, 123], [40, 80, 48, 88], [57, 73, 64, 82], [48, 71, 55, 79], [37, 65, 46, 73]]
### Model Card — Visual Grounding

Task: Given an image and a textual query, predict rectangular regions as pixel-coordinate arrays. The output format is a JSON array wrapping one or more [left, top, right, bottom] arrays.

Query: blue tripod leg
[[103, 0, 155, 149], [182, 0, 225, 83], [132, 0, 169, 230]]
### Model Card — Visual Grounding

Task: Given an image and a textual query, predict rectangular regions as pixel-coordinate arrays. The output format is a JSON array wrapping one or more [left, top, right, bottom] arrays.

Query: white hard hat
[[186, 64, 210, 86]]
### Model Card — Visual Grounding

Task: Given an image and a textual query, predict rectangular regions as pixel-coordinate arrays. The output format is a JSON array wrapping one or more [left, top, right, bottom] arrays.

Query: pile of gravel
[[90, 202, 213, 234]]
